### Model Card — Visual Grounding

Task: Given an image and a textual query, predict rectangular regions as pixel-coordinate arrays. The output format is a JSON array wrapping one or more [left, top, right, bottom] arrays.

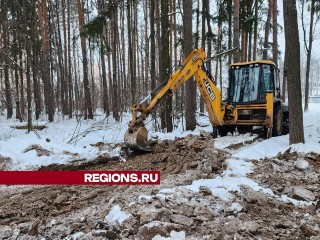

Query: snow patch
[[185, 157, 274, 201], [230, 202, 243, 212], [152, 230, 186, 240], [138, 195, 152, 201], [158, 188, 176, 194], [65, 232, 85, 240], [104, 205, 131, 225], [280, 195, 314, 206]]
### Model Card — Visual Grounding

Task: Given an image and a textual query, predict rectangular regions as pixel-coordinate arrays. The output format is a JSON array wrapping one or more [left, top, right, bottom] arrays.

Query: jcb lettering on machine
[[204, 79, 216, 101]]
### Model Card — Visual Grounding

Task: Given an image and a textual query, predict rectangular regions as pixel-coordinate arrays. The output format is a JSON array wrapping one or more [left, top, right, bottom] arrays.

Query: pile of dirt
[[0, 135, 319, 239], [39, 132, 228, 179]]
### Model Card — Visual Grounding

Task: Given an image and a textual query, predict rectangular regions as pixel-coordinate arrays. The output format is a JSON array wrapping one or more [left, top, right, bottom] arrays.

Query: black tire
[[237, 125, 253, 134], [282, 111, 289, 135], [272, 106, 283, 136], [211, 128, 218, 138], [218, 125, 236, 136]]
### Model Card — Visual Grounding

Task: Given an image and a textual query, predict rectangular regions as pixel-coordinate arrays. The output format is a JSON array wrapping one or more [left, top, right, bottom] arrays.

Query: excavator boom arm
[[125, 48, 225, 150]]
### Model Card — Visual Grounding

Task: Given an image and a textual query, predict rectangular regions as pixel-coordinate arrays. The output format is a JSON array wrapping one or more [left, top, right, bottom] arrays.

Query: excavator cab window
[[229, 63, 276, 103], [229, 64, 260, 103], [260, 65, 274, 93]]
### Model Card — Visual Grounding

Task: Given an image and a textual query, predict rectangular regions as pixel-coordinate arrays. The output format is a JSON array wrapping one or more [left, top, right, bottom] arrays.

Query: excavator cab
[[219, 60, 286, 137], [228, 61, 278, 103]]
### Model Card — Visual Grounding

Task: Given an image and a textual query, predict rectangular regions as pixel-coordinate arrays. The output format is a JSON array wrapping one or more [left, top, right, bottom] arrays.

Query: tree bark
[[150, 0, 156, 91], [199, 0, 207, 113], [159, 0, 173, 132], [19, 46, 26, 118], [303, 0, 316, 111], [67, 0, 73, 118], [272, 0, 278, 65], [233, 0, 240, 62], [62, 0, 69, 115], [112, 0, 119, 121], [39, 0, 54, 122], [263, 0, 272, 60], [183, 0, 196, 131], [32, 0, 41, 120], [283, 0, 305, 144], [127, 0, 136, 105], [77, 0, 93, 119], [26, 46, 32, 132], [253, 0, 258, 60], [1, 0, 13, 119]]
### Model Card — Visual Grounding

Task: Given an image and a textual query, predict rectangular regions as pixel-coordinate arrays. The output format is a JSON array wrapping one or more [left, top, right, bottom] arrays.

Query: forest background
[[0, 0, 319, 136]]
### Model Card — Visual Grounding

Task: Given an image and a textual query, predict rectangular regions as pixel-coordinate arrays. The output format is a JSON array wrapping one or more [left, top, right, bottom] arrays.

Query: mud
[[0, 134, 319, 239]]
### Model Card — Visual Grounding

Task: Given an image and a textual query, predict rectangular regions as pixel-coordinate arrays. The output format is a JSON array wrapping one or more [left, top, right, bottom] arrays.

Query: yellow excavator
[[124, 48, 288, 151]]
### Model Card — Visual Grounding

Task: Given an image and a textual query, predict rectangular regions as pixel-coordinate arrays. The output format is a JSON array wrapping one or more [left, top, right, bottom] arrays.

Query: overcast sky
[[277, 0, 320, 62]]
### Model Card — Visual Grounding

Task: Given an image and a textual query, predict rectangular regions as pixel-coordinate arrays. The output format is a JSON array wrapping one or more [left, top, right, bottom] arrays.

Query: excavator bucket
[[124, 127, 152, 151]]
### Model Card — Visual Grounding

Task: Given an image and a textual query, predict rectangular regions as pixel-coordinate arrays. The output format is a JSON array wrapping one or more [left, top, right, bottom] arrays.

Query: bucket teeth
[[124, 127, 152, 151]]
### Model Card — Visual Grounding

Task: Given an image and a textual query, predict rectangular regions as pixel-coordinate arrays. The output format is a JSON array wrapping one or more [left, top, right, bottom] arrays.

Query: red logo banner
[[0, 171, 161, 185]]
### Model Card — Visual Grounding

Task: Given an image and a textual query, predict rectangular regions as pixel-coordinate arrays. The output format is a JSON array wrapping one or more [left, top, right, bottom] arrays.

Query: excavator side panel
[[265, 92, 274, 128]]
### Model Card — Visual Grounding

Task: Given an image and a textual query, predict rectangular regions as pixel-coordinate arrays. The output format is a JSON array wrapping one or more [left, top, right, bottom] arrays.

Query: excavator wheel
[[124, 127, 152, 151], [218, 125, 236, 136], [211, 128, 218, 138], [237, 125, 253, 134], [272, 106, 283, 136]]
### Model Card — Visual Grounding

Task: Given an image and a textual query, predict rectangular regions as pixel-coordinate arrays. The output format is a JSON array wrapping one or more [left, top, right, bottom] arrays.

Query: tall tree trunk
[[100, 39, 109, 115], [1, 0, 13, 119], [19, 47, 26, 118], [121, 2, 127, 110], [62, 0, 69, 115], [253, 0, 258, 60], [67, 0, 73, 118], [233, 0, 240, 62], [160, 0, 172, 132], [303, 0, 316, 111], [13, 37, 22, 122], [51, 0, 65, 115], [77, 0, 93, 119], [283, 0, 304, 144], [195, 0, 200, 48], [206, 0, 213, 72], [282, 61, 287, 102], [216, 0, 223, 90], [183, 0, 196, 131], [248, 30, 253, 61], [112, 0, 119, 121], [73, 26, 80, 113], [150, 0, 156, 91], [227, 0, 233, 64], [39, 0, 54, 122], [272, 0, 278, 65], [144, 0, 149, 98], [107, 29, 113, 115], [263, 0, 272, 60], [127, 0, 136, 105], [32, 0, 41, 119], [199, 0, 207, 113], [26, 44, 32, 132]]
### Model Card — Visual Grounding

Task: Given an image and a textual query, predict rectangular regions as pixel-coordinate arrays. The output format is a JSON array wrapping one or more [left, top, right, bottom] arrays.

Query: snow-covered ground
[[98, 104, 320, 239], [0, 104, 319, 239], [0, 104, 319, 170]]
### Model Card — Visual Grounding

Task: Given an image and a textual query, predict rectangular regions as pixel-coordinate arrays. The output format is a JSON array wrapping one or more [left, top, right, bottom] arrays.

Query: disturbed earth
[[0, 133, 319, 240]]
